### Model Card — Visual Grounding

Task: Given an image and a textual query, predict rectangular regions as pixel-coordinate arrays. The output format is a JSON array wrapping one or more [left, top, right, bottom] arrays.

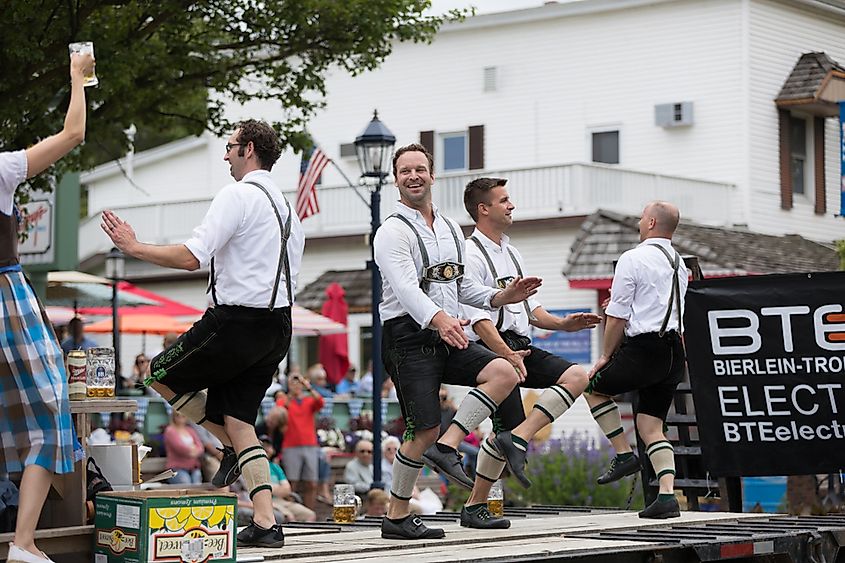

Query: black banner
[[686, 271, 845, 477]]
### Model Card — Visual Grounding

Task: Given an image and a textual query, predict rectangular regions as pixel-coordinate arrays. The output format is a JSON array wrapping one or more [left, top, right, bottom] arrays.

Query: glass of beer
[[332, 484, 360, 524], [68, 41, 98, 87], [86, 347, 115, 397], [487, 480, 504, 518]]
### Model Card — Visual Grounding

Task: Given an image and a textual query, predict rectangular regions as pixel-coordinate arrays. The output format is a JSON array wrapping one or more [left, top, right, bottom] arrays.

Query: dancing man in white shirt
[[585, 201, 688, 519], [102, 120, 302, 548], [457, 177, 602, 529], [375, 144, 541, 540]]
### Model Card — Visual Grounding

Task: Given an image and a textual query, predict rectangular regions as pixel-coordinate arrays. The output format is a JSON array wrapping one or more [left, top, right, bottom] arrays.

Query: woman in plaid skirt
[[1, 52, 94, 563]]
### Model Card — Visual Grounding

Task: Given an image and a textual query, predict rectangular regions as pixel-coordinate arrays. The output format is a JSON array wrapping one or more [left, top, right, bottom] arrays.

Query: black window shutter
[[778, 109, 792, 210], [468, 125, 484, 170], [419, 131, 434, 159]]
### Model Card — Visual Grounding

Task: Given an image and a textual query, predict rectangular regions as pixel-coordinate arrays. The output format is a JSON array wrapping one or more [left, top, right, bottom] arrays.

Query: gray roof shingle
[[776, 51, 845, 102], [564, 210, 839, 280]]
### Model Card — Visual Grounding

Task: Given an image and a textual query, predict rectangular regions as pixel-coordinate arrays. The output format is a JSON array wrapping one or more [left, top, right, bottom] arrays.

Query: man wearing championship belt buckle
[[102, 120, 303, 548], [375, 144, 542, 540], [456, 177, 602, 529]]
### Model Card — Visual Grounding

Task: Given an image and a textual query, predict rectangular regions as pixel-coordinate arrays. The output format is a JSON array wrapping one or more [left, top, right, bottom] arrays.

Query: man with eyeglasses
[[101, 119, 304, 549], [457, 177, 602, 530], [344, 440, 376, 495]]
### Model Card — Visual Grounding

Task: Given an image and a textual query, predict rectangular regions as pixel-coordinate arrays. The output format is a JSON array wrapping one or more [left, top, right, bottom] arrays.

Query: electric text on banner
[[296, 146, 329, 220]]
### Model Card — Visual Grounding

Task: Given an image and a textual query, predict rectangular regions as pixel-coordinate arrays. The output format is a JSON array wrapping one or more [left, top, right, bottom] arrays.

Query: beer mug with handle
[[333, 484, 361, 523]]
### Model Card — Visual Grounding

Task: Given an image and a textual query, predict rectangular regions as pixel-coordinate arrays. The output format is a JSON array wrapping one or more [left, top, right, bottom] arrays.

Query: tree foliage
[[1, 0, 468, 197]]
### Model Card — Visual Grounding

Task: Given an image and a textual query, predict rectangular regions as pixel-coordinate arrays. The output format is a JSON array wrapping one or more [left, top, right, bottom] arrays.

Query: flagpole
[[328, 158, 372, 209]]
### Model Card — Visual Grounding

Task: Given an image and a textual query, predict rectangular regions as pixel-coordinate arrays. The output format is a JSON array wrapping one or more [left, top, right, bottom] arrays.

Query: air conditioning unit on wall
[[655, 102, 694, 128]]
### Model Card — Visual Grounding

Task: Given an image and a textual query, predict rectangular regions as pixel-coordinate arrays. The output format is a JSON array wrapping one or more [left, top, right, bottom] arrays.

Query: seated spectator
[[364, 488, 389, 517], [335, 365, 358, 396], [307, 364, 334, 398], [380, 436, 400, 491], [163, 412, 204, 485], [343, 440, 374, 495], [356, 360, 374, 398], [260, 435, 315, 522], [125, 353, 149, 390], [60, 317, 97, 355]]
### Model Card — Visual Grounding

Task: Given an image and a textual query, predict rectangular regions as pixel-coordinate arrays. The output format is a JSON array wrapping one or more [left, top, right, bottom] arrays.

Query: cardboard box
[[94, 489, 237, 562]]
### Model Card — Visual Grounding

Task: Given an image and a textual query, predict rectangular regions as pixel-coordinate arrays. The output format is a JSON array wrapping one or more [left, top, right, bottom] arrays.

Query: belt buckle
[[423, 261, 464, 284], [496, 275, 515, 290]]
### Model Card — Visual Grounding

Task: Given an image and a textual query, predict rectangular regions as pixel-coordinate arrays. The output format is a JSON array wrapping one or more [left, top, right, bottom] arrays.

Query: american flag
[[295, 146, 329, 220]]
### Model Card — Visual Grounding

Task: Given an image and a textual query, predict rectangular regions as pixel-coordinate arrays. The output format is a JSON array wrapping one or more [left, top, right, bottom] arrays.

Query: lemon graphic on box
[[185, 515, 203, 531], [207, 506, 227, 528], [193, 506, 214, 522], [155, 507, 180, 519], [148, 509, 165, 531]]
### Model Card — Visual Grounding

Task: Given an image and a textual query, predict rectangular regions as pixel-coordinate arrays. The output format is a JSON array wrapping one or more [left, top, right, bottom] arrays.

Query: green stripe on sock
[[237, 445, 264, 460], [512, 434, 528, 451], [249, 484, 272, 500]]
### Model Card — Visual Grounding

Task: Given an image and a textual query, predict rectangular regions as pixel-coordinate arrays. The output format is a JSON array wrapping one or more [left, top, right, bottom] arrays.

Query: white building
[[79, 0, 845, 394]]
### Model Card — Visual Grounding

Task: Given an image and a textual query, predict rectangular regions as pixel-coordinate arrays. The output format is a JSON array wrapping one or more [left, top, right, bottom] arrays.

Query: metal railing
[[80, 162, 738, 261]]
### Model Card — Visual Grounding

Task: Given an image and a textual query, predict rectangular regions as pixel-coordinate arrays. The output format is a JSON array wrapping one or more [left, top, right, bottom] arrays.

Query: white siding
[[235, 0, 746, 209], [746, 0, 845, 240]]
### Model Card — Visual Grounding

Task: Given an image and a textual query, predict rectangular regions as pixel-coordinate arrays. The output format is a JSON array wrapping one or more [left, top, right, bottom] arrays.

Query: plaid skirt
[[0, 270, 75, 474]]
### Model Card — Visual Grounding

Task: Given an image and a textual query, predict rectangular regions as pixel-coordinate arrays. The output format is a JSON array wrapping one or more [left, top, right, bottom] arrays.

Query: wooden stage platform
[[237, 508, 778, 562]]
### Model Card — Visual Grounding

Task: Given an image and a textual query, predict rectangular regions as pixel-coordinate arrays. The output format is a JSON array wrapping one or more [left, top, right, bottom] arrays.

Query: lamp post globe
[[354, 110, 395, 491]]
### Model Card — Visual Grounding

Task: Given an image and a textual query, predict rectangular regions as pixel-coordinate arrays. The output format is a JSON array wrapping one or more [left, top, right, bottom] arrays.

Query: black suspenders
[[389, 213, 463, 293], [208, 180, 293, 310], [648, 243, 682, 337], [468, 236, 534, 327]]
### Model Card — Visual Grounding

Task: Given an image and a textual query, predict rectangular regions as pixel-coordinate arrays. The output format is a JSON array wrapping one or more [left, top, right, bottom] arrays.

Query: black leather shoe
[[638, 497, 681, 519], [237, 520, 285, 547], [381, 515, 446, 539], [493, 431, 531, 488], [422, 444, 474, 490], [596, 454, 641, 485], [211, 445, 240, 488], [460, 505, 510, 529]]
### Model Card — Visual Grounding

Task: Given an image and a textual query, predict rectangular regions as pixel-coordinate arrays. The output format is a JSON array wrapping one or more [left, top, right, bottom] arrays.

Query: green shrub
[[503, 434, 644, 510]]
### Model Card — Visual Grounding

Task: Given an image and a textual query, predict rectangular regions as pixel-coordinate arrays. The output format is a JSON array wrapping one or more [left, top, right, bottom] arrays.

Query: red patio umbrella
[[76, 281, 203, 317], [318, 282, 350, 386]]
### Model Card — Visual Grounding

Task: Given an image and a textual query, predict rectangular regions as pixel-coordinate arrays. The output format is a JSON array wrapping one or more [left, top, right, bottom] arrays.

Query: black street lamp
[[105, 247, 125, 383], [354, 110, 395, 490]]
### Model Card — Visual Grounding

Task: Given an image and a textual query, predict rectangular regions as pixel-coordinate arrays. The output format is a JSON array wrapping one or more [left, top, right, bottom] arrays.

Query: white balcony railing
[[80, 162, 739, 262]]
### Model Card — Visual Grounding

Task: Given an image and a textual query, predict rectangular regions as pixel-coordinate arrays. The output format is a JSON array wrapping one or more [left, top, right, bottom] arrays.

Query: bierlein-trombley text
[[719, 383, 844, 442]]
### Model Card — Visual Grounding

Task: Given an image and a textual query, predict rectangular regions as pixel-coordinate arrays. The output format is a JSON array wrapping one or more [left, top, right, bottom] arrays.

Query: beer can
[[86, 347, 115, 398], [67, 350, 87, 400]]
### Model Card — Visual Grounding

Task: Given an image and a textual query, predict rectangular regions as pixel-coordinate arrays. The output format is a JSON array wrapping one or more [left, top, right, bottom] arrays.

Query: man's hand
[[493, 276, 542, 307], [504, 349, 530, 383], [430, 311, 470, 349], [101, 210, 138, 255], [561, 312, 603, 332], [587, 354, 611, 379], [70, 52, 95, 81]]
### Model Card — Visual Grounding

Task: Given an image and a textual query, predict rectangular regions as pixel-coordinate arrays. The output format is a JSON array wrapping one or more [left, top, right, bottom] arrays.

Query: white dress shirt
[[184, 170, 305, 309], [605, 238, 689, 337], [0, 151, 27, 215], [462, 229, 540, 341], [374, 202, 498, 328]]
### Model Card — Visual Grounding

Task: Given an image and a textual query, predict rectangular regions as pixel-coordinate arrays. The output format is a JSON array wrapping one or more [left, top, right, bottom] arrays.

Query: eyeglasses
[[225, 142, 244, 152]]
